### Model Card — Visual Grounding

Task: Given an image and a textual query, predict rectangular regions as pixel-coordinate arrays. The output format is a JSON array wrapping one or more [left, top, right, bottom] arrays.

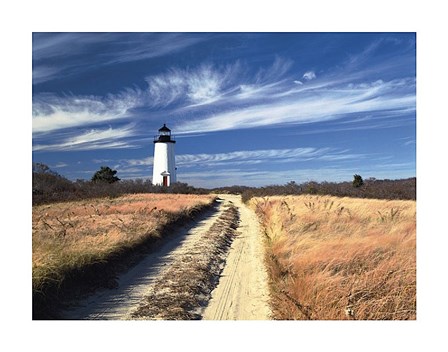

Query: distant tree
[[353, 174, 364, 188], [33, 162, 58, 175], [91, 166, 120, 184]]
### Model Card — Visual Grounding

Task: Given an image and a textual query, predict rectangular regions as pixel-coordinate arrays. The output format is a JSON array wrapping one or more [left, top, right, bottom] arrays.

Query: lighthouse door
[[163, 175, 168, 187]]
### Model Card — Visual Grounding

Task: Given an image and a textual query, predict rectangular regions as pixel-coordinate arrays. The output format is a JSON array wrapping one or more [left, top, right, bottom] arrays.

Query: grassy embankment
[[250, 195, 416, 320], [32, 193, 216, 319]]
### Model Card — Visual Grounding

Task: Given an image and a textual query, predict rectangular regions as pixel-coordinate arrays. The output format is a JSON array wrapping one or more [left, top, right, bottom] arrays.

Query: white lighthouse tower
[[152, 124, 176, 186]]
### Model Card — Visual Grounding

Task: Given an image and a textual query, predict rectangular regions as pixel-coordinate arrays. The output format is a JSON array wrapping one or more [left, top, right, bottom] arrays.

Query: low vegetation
[[32, 193, 216, 319], [240, 178, 416, 203], [33, 163, 416, 207], [250, 195, 416, 320], [32, 163, 209, 206]]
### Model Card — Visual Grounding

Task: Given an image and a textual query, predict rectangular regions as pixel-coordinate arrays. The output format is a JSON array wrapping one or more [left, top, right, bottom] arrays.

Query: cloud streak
[[121, 147, 365, 171], [302, 71, 316, 81], [32, 88, 147, 133], [145, 57, 297, 108], [176, 147, 326, 167], [33, 33, 208, 84], [146, 63, 241, 107], [33, 124, 137, 151], [175, 77, 415, 134]]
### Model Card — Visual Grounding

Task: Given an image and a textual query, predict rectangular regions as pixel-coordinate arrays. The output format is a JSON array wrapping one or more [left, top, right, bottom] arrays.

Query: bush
[[353, 174, 364, 188], [91, 166, 120, 183]]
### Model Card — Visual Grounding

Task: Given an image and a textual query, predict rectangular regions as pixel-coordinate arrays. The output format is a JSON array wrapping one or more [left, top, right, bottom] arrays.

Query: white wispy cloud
[[254, 56, 293, 84], [33, 124, 136, 151], [175, 77, 415, 134], [33, 33, 96, 60], [302, 71, 316, 81], [288, 115, 415, 136], [51, 162, 68, 168], [32, 65, 65, 85], [234, 81, 284, 101], [33, 33, 208, 84], [146, 57, 297, 108], [347, 39, 384, 68], [146, 62, 241, 107], [231, 58, 294, 101], [397, 136, 416, 147], [126, 156, 154, 167], [104, 33, 208, 65], [33, 88, 146, 133], [121, 147, 364, 171], [33, 109, 122, 134], [372, 161, 416, 171], [176, 147, 329, 167]]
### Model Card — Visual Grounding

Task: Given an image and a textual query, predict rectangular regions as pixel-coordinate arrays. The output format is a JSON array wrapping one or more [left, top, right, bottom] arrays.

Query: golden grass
[[250, 195, 416, 320], [32, 193, 215, 294]]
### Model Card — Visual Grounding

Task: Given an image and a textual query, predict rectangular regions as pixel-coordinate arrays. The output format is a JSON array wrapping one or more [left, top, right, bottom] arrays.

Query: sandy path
[[63, 201, 227, 320], [62, 194, 271, 320], [202, 195, 272, 320]]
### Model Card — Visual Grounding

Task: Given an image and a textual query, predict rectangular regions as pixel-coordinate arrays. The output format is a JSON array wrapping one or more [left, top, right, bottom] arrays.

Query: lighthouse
[[152, 124, 176, 186]]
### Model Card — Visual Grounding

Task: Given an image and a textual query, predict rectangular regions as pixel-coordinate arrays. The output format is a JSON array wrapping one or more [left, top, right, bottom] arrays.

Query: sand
[[62, 194, 271, 320]]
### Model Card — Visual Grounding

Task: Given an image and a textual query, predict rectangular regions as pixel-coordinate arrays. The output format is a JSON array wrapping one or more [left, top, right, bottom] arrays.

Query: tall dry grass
[[250, 195, 416, 320], [32, 193, 215, 317]]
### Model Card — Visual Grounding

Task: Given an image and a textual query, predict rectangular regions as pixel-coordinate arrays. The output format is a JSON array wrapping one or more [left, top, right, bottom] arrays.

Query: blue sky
[[32, 32, 416, 188]]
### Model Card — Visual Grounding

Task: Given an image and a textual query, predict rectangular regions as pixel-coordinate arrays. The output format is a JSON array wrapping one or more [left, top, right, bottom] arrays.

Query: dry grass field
[[250, 195, 416, 320], [32, 193, 215, 317]]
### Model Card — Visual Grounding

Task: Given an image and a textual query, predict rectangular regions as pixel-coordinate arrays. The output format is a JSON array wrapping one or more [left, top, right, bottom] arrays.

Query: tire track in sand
[[62, 199, 228, 320], [201, 194, 272, 320]]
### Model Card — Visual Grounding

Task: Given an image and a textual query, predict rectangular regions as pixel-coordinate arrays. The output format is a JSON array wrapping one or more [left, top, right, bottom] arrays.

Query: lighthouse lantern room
[[152, 124, 176, 186]]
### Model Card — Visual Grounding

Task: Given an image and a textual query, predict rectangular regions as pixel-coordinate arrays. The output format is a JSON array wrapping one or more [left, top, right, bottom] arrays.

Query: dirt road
[[62, 194, 271, 320], [202, 195, 271, 320]]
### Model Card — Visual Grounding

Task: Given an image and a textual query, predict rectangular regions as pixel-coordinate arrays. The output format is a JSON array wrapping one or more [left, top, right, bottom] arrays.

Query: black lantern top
[[159, 124, 171, 134], [154, 124, 175, 143]]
